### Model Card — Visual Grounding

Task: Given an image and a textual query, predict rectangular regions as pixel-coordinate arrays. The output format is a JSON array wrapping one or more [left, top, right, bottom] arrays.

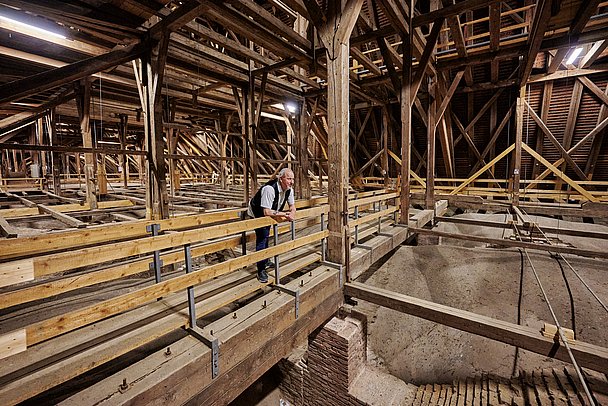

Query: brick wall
[[278, 315, 368, 406]]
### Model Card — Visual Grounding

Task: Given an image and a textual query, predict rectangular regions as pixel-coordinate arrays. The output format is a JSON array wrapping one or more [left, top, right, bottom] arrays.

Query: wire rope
[[512, 222, 596, 405]]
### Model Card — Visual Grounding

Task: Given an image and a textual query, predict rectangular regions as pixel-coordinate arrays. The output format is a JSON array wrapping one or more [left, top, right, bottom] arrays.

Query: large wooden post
[[382, 106, 389, 186], [140, 34, 170, 220], [400, 4, 413, 224], [247, 73, 258, 196], [297, 99, 311, 199], [75, 77, 98, 209], [326, 44, 350, 265], [118, 114, 129, 189], [425, 77, 437, 210], [399, 53, 412, 224], [306, 0, 364, 265], [512, 85, 525, 205]]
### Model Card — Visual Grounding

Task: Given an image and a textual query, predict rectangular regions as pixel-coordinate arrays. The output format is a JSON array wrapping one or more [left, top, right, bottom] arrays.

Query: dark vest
[[250, 178, 291, 218]]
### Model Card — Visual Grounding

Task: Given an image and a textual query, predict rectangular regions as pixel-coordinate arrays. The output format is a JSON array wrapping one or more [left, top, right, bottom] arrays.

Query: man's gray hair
[[278, 168, 293, 178]]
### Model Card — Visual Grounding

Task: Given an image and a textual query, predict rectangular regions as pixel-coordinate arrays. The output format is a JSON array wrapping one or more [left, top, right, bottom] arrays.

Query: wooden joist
[[0, 216, 320, 310], [0, 199, 133, 219], [344, 282, 608, 374], [0, 197, 330, 261], [1, 230, 327, 354], [60, 266, 343, 406], [37, 204, 86, 228], [411, 227, 608, 259], [0, 215, 17, 238], [0, 251, 322, 405]]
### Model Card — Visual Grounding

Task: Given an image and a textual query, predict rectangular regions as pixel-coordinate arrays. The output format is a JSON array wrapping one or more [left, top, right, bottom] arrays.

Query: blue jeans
[[255, 225, 270, 278]]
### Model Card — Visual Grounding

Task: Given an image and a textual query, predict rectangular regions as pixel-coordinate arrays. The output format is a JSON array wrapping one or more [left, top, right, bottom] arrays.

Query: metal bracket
[[187, 326, 219, 379], [273, 284, 300, 318], [320, 261, 344, 287], [146, 224, 163, 283]]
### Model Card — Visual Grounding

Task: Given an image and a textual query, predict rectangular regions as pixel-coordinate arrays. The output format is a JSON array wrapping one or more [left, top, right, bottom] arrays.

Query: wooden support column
[[75, 77, 97, 209], [297, 99, 311, 199], [531, 82, 553, 179], [216, 117, 229, 189], [326, 46, 350, 265], [140, 34, 170, 220], [381, 106, 389, 186], [555, 79, 583, 191], [512, 86, 525, 205], [231, 86, 250, 199], [305, 0, 363, 265], [49, 109, 61, 195], [399, 1, 413, 224], [118, 114, 129, 189], [247, 71, 259, 195], [167, 102, 178, 195], [585, 83, 608, 178], [98, 153, 108, 195], [425, 78, 436, 210]]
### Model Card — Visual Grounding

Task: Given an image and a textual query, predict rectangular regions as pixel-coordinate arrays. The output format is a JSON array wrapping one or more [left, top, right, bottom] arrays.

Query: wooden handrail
[[4, 230, 328, 354]]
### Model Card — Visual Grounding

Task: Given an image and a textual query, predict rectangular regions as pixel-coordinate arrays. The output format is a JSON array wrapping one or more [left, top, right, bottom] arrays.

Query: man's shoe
[[257, 269, 269, 283], [266, 260, 275, 269]]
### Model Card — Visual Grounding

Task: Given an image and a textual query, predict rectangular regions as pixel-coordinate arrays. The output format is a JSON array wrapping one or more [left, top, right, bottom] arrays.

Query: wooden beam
[[435, 70, 464, 124], [413, 0, 502, 27], [519, 0, 553, 86], [411, 18, 445, 104], [38, 204, 87, 228], [0, 41, 150, 106], [529, 63, 608, 83], [585, 83, 608, 178], [66, 268, 342, 406], [0, 249, 323, 405], [0, 215, 17, 238], [9, 230, 327, 350], [142, 34, 170, 220], [523, 100, 587, 180], [74, 77, 98, 210], [400, 2, 414, 224], [350, 47, 382, 76], [531, 82, 553, 179], [521, 143, 598, 202], [526, 113, 608, 190], [547, 48, 570, 74], [577, 76, 608, 107], [426, 79, 437, 209], [580, 40, 608, 68], [345, 282, 608, 374], [570, 0, 603, 34], [308, 0, 364, 265], [450, 144, 515, 195], [555, 79, 584, 190]]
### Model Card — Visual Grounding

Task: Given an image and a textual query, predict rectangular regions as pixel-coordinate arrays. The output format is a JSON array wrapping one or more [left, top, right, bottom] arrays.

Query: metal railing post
[[321, 212, 326, 262], [146, 224, 162, 283], [184, 244, 196, 328], [273, 223, 280, 283], [354, 205, 359, 245]]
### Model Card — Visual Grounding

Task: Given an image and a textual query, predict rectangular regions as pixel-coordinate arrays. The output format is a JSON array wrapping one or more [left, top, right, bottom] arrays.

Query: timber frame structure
[[0, 0, 608, 404]]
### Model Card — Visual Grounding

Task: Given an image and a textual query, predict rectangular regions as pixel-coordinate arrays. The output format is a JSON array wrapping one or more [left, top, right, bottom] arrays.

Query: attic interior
[[0, 0, 607, 405]]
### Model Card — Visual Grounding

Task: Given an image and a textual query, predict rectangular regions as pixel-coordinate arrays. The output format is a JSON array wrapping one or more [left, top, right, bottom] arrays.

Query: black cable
[[555, 256, 576, 338], [511, 248, 525, 378]]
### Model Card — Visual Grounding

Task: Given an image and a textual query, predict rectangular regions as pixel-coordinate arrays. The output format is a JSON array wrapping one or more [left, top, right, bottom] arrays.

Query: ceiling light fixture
[[0, 15, 66, 39]]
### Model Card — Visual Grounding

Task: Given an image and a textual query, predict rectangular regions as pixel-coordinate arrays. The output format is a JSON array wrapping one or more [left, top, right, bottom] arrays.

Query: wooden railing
[[0, 205, 331, 358], [0, 177, 44, 191]]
